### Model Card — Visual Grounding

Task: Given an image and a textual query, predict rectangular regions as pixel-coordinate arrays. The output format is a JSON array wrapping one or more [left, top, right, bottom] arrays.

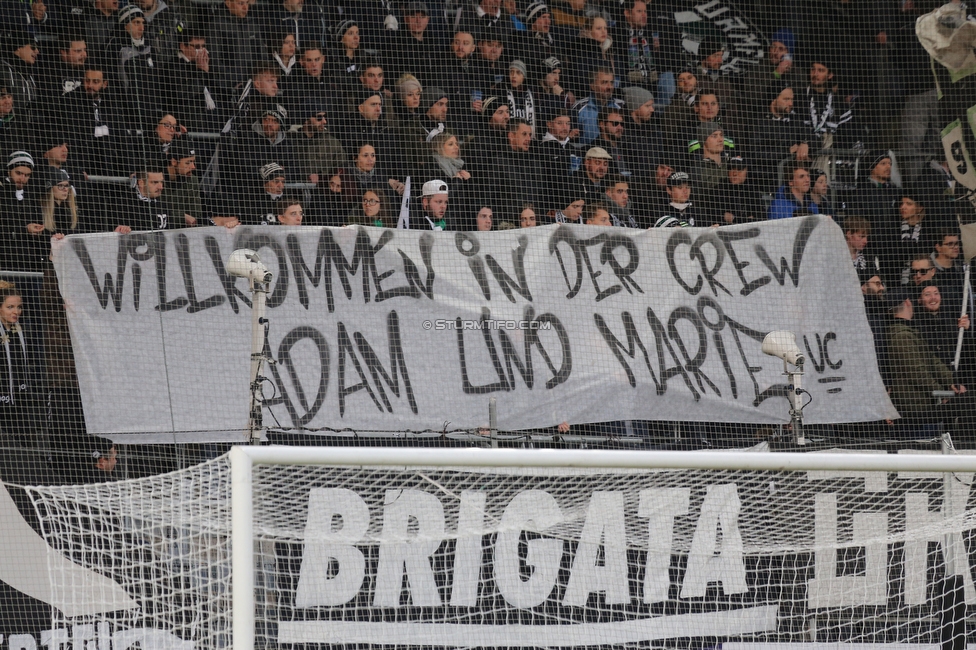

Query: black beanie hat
[[421, 86, 447, 111]]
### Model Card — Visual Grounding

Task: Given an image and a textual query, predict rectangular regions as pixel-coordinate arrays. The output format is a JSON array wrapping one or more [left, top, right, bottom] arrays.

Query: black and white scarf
[[423, 121, 445, 142], [507, 88, 535, 138], [273, 52, 296, 75], [534, 30, 554, 47], [0, 320, 27, 406], [626, 27, 651, 77], [900, 221, 922, 242], [805, 87, 851, 138]]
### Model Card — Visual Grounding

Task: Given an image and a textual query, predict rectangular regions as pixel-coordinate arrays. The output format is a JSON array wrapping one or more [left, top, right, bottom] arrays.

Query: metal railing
[[84, 174, 315, 191], [775, 148, 932, 208]]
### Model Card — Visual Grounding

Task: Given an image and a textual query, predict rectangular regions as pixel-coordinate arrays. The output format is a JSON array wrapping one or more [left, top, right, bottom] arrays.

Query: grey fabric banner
[[52, 216, 896, 442]]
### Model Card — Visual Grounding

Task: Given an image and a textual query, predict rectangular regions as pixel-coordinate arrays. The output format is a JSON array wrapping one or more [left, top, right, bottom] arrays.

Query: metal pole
[[489, 397, 498, 448], [788, 362, 805, 446], [941, 433, 956, 575], [952, 264, 970, 371], [230, 446, 255, 650], [777, 354, 805, 446], [247, 280, 269, 445], [939, 433, 968, 650]]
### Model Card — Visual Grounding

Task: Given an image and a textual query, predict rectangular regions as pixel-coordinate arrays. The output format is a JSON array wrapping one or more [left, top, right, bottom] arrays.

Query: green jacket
[[887, 319, 954, 415], [162, 174, 203, 226]]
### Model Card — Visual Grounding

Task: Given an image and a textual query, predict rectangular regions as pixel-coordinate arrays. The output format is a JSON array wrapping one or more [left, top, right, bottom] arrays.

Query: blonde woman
[[431, 130, 476, 215], [431, 131, 471, 181], [24, 168, 83, 272], [40, 170, 78, 235], [391, 74, 423, 126]]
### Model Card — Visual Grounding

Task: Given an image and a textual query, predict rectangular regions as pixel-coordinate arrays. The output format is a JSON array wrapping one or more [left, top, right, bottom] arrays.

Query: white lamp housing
[[227, 249, 273, 284], [761, 331, 805, 367]]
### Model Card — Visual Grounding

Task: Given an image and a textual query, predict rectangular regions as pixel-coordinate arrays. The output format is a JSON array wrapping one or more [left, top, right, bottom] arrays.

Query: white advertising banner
[[52, 216, 897, 442]]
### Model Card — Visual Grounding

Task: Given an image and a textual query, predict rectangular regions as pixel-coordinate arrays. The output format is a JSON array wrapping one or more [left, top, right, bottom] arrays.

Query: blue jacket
[[574, 95, 623, 145], [768, 185, 820, 220]]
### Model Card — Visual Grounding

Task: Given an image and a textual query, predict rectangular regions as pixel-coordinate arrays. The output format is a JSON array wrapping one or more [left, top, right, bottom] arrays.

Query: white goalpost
[[25, 446, 976, 650]]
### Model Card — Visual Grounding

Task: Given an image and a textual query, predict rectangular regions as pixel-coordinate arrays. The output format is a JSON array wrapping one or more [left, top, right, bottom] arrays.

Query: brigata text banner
[[52, 216, 896, 442]]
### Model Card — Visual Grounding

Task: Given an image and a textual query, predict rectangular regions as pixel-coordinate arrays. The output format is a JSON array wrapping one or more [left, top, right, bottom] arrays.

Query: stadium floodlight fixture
[[761, 330, 807, 445], [761, 330, 805, 366], [227, 248, 274, 445], [227, 248, 273, 284]]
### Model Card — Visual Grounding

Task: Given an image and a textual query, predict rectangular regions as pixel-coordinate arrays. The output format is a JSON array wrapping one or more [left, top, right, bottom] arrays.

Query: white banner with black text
[[52, 216, 897, 442]]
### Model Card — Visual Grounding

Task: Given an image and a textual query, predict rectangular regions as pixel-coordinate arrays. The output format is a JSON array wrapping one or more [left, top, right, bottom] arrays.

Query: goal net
[[23, 447, 976, 650]]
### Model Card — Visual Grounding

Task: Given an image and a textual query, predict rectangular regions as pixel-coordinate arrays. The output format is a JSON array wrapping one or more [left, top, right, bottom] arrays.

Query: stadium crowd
[[0, 0, 975, 469]]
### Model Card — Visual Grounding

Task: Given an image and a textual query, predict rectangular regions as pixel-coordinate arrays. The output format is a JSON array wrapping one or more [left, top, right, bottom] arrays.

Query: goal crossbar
[[229, 446, 976, 472]]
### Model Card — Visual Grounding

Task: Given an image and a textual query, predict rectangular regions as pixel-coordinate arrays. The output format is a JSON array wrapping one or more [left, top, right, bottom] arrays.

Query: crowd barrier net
[[1, 0, 976, 644], [0, 0, 973, 476]]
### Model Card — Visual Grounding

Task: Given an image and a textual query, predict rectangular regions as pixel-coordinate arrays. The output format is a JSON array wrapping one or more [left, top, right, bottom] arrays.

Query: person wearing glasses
[[140, 112, 186, 171], [910, 256, 937, 286], [930, 231, 967, 315], [592, 106, 629, 178], [159, 33, 223, 134], [347, 189, 393, 228], [877, 189, 942, 287]]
